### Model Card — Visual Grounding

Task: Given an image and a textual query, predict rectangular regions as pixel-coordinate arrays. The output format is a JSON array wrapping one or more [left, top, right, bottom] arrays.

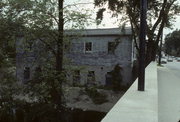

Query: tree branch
[[129, 14, 140, 53], [38, 38, 56, 56], [151, 0, 167, 34], [155, 0, 176, 46], [47, 12, 59, 25], [64, 2, 94, 9]]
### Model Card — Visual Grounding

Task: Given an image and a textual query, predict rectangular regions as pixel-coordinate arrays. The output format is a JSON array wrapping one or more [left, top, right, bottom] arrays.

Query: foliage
[[23, 62, 66, 103], [23, 103, 61, 122], [18, 0, 93, 113], [0, 53, 24, 122], [110, 64, 123, 91], [0, 0, 26, 65], [94, 0, 180, 62], [85, 87, 108, 104], [0, 0, 93, 121], [0, 1, 25, 121], [164, 29, 180, 56]]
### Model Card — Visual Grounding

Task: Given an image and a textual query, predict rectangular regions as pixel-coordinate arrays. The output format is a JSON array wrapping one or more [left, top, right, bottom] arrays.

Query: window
[[73, 70, 80, 85], [85, 42, 92, 52], [108, 42, 115, 54], [87, 71, 95, 83], [24, 67, 30, 80], [105, 72, 112, 86]]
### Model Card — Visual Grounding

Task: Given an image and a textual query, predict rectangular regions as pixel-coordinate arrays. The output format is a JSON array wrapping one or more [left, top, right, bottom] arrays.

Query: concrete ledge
[[101, 62, 158, 122]]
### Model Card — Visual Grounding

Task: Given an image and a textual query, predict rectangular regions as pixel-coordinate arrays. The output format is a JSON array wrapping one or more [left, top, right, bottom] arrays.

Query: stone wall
[[16, 28, 134, 85], [66, 34, 133, 85]]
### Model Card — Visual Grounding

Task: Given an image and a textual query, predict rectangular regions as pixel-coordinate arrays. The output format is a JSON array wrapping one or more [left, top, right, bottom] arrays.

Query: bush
[[85, 87, 108, 104], [112, 65, 122, 90]]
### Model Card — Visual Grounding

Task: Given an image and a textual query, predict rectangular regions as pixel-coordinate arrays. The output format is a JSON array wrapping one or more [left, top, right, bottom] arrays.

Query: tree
[[164, 29, 180, 56], [0, 1, 29, 121], [111, 64, 123, 91], [94, 0, 180, 63], [0, 0, 93, 121], [15, 0, 93, 120], [0, 0, 28, 64]]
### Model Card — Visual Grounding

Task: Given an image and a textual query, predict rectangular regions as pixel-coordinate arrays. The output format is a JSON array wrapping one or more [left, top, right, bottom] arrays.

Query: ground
[[64, 87, 124, 112]]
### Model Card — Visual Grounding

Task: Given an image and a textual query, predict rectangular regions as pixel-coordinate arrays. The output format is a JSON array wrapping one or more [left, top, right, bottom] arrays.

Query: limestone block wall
[[67, 64, 132, 86], [16, 28, 134, 85], [66, 35, 133, 85]]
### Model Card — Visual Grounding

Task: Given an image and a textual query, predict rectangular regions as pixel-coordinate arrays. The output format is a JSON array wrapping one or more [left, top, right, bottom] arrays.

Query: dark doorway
[[105, 72, 112, 86], [24, 67, 30, 80]]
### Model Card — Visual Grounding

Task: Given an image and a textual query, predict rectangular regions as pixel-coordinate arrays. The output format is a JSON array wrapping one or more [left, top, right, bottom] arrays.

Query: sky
[[65, 0, 180, 39]]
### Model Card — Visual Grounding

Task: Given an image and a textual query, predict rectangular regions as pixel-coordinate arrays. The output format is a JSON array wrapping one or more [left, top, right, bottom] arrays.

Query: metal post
[[158, 30, 163, 65], [138, 0, 147, 91]]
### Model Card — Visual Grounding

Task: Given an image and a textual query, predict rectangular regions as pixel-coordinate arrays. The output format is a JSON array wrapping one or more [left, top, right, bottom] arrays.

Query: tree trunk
[[146, 40, 157, 65], [57, 0, 64, 73], [50, 0, 64, 113]]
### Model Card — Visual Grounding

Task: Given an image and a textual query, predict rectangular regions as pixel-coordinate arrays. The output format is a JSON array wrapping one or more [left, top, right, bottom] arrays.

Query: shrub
[[85, 87, 108, 104], [111, 64, 123, 91]]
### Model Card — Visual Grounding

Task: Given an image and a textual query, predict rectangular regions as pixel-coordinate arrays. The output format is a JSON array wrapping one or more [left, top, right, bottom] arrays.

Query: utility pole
[[158, 30, 163, 65], [138, 0, 147, 91]]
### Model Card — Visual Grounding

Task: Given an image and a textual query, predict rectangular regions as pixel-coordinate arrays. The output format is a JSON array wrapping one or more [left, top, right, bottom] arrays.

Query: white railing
[[101, 62, 158, 122]]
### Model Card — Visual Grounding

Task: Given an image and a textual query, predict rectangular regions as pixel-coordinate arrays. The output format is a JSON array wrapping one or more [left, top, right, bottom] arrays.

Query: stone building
[[16, 28, 136, 86], [65, 28, 136, 86], [16, 36, 45, 83]]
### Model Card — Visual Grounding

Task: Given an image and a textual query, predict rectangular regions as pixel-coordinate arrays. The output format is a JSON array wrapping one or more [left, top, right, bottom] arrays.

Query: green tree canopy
[[95, 0, 180, 62], [0, 0, 93, 121], [164, 29, 180, 56]]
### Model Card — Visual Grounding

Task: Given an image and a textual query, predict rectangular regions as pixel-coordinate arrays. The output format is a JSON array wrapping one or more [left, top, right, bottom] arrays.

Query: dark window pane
[[85, 42, 92, 51], [24, 67, 30, 79], [108, 42, 115, 54], [105, 72, 112, 86], [87, 71, 95, 83]]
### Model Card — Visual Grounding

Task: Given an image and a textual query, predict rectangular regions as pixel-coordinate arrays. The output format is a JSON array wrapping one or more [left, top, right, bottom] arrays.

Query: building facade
[[65, 28, 135, 86], [16, 28, 136, 86]]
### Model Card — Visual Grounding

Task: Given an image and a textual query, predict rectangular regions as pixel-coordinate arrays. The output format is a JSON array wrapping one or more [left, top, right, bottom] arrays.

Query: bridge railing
[[101, 62, 158, 122]]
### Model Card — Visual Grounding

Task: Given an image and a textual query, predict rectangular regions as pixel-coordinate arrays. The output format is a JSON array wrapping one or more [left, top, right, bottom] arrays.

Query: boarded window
[[108, 42, 115, 54], [24, 67, 30, 79], [73, 70, 80, 85], [85, 42, 92, 52], [87, 71, 95, 83]]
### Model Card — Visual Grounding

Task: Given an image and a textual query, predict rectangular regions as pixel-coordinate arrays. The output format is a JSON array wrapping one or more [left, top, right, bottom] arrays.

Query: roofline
[[16, 27, 132, 37], [65, 27, 131, 31], [65, 27, 132, 36]]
